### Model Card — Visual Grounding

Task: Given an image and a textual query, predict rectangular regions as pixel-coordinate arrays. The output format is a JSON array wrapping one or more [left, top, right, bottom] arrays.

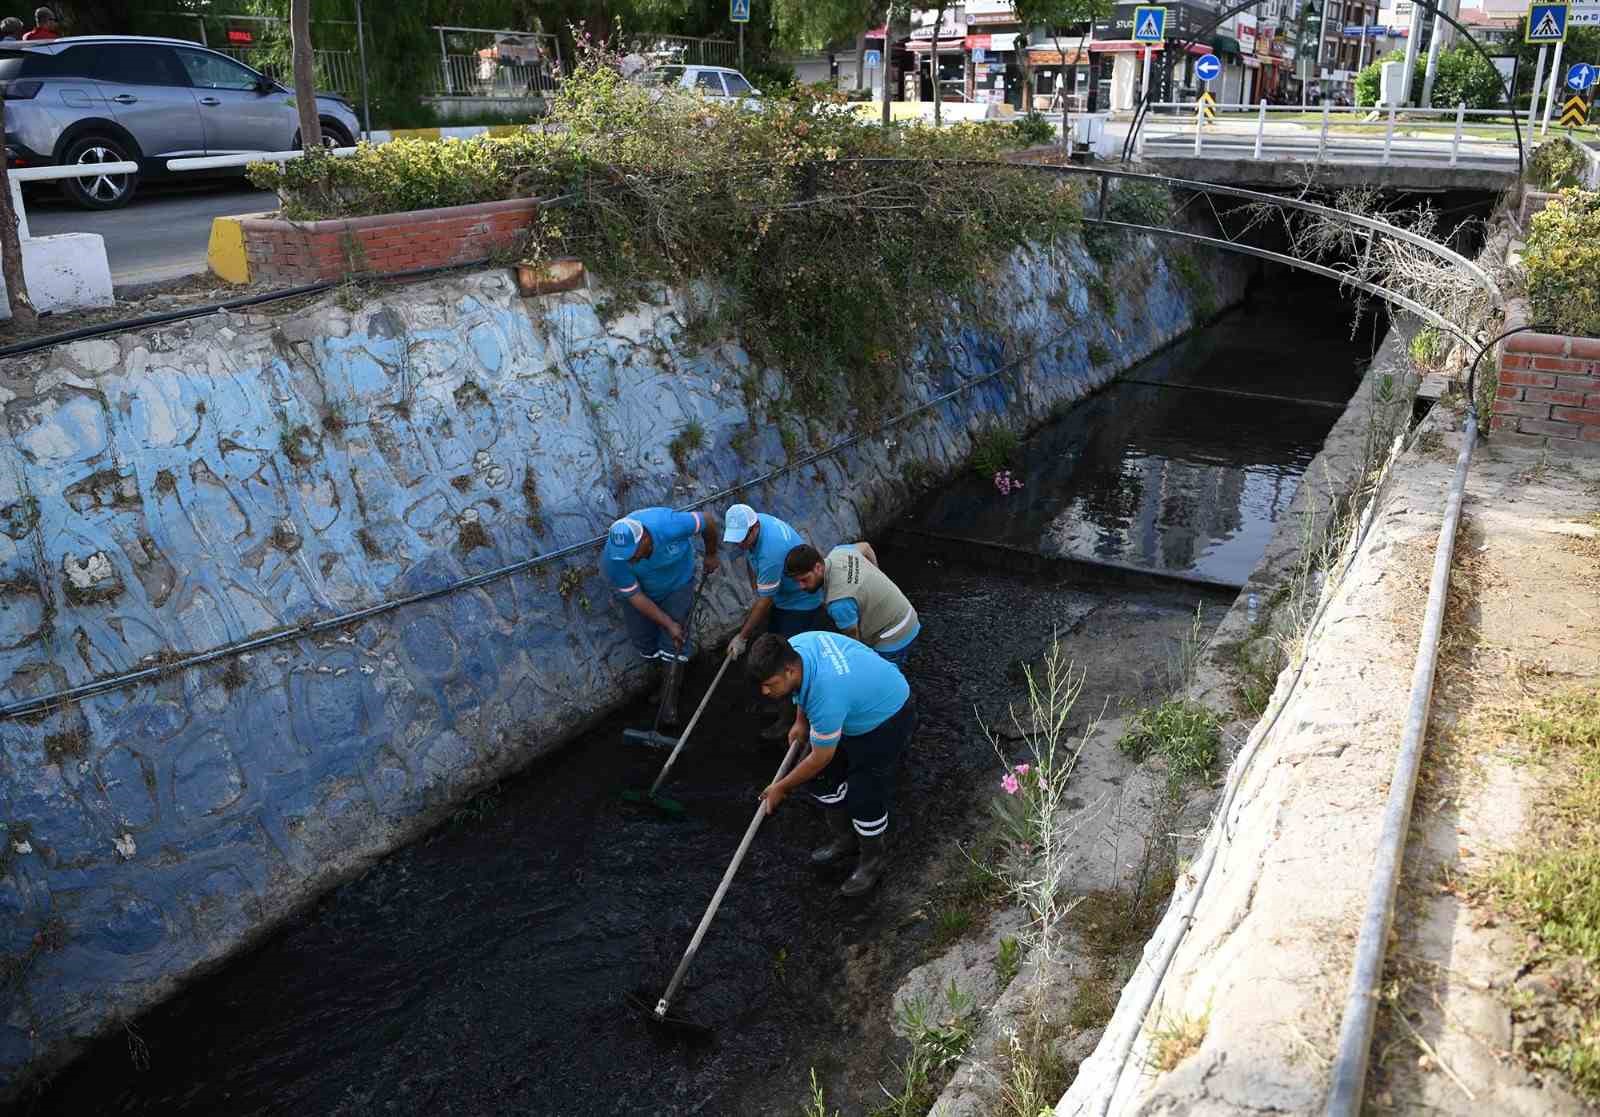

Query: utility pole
[[1419, 0, 1457, 107], [1399, 0, 1425, 103], [355, 0, 371, 139]]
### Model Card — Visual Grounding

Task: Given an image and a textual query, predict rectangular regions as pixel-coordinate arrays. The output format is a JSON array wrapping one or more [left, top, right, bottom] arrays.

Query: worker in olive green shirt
[[783, 542, 920, 665]]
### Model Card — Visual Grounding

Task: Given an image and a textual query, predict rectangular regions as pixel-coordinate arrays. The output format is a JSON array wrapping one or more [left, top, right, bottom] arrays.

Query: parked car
[[637, 64, 762, 110], [0, 35, 361, 209]]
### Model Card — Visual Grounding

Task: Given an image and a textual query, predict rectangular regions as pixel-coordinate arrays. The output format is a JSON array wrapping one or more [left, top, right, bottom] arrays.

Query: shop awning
[[1212, 33, 1240, 54], [1088, 39, 1214, 55], [906, 37, 967, 51], [1242, 55, 1261, 67], [1028, 46, 1092, 65]]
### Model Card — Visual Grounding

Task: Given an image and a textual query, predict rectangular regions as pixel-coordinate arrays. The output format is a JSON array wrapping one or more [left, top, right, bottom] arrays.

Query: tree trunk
[[855, 30, 867, 92], [0, 90, 37, 324], [931, 2, 947, 128], [291, 0, 323, 150]]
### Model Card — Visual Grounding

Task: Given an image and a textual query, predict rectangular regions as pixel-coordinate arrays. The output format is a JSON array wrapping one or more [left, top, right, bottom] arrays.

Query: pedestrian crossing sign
[[1132, 5, 1168, 42], [1561, 93, 1589, 127], [730, 0, 750, 22], [1526, 2, 1568, 43]]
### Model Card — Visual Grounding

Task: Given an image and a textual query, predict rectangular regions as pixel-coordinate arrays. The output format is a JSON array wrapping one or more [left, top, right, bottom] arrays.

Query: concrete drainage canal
[[18, 275, 1385, 1116]]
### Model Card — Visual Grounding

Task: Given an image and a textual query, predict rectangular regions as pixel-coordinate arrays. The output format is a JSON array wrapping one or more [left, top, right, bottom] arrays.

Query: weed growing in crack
[[1147, 1009, 1209, 1071], [996, 935, 1021, 987], [668, 420, 707, 471], [870, 981, 979, 1116], [802, 1068, 839, 1117], [1118, 700, 1221, 786]]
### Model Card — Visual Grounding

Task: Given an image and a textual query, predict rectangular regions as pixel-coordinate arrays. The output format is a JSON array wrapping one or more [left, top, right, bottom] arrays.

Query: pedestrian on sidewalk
[[722, 503, 832, 737], [601, 506, 721, 727], [748, 631, 916, 897], [784, 542, 920, 665], [21, 6, 58, 39], [1, 17, 24, 39]]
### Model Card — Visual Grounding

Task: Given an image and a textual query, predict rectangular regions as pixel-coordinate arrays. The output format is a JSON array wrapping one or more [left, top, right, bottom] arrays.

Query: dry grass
[[1146, 1010, 1209, 1072]]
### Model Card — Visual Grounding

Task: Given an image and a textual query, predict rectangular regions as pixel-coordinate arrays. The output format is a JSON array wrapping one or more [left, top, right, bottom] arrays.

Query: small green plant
[[1409, 326, 1445, 369], [772, 946, 789, 985], [1118, 699, 1222, 784], [1087, 340, 1111, 366], [971, 423, 1021, 478], [933, 906, 975, 946], [450, 783, 501, 827], [668, 419, 707, 471], [802, 1068, 839, 1117], [1011, 110, 1056, 147], [996, 935, 1021, 986], [1088, 275, 1117, 317], [898, 980, 978, 1072]]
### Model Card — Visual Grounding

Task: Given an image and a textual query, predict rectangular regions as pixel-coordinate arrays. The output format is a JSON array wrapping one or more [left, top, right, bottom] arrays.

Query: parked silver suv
[[1, 35, 361, 209]]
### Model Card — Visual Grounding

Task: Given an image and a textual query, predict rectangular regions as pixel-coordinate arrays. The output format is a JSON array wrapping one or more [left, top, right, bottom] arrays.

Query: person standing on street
[[722, 504, 831, 736], [21, 6, 58, 39], [601, 506, 721, 726], [1, 17, 25, 40], [747, 631, 915, 897], [784, 541, 920, 666]]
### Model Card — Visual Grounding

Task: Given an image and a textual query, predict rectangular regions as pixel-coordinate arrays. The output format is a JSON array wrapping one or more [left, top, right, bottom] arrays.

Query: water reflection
[[911, 289, 1374, 586]]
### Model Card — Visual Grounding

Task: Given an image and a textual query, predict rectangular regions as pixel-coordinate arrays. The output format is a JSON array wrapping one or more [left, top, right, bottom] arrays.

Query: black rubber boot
[[659, 661, 683, 729], [839, 834, 888, 897], [810, 810, 858, 866]]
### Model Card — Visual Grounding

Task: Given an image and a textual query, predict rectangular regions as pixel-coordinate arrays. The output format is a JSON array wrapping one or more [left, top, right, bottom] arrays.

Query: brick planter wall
[[241, 197, 542, 284], [1494, 303, 1600, 456]]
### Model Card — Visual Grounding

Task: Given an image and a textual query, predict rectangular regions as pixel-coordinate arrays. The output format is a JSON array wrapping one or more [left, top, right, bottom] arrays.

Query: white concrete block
[[0, 232, 116, 321]]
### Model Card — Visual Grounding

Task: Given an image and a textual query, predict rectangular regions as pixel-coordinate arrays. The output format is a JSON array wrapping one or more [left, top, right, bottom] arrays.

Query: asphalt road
[[26, 180, 277, 288]]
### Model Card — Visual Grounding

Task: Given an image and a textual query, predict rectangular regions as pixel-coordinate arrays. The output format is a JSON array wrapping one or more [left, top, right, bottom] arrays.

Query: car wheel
[[61, 134, 139, 210], [319, 120, 354, 148]]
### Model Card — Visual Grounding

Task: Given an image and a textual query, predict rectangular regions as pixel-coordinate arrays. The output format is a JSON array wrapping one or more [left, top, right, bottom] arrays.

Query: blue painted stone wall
[[0, 233, 1250, 1093]]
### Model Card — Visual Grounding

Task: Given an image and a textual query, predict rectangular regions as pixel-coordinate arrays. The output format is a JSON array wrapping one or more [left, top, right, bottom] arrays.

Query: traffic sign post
[[1544, 36, 1568, 134], [1194, 53, 1222, 83], [731, 0, 749, 70], [1526, 1, 1569, 41], [1133, 5, 1165, 107], [1193, 52, 1221, 152], [1529, 45, 1549, 133], [1561, 91, 1590, 125], [1570, 61, 1595, 89]]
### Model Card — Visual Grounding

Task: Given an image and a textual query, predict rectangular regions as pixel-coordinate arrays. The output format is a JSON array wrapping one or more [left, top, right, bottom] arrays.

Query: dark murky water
[[23, 281, 1365, 1117], [912, 283, 1380, 586]]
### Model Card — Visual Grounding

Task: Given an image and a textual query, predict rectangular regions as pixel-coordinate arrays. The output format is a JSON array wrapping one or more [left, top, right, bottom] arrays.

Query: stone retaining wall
[[0, 233, 1249, 1097]]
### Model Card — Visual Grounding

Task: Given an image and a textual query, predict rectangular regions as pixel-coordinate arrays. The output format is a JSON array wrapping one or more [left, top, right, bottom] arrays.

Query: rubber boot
[[839, 834, 888, 897], [659, 661, 684, 730], [810, 809, 858, 866]]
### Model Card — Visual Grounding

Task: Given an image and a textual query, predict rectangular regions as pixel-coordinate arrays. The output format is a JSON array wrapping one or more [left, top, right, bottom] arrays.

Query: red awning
[[866, 25, 888, 38], [906, 37, 968, 51]]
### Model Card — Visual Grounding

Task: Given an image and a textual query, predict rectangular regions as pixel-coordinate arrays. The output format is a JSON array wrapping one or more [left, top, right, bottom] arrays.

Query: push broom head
[[619, 788, 687, 817]]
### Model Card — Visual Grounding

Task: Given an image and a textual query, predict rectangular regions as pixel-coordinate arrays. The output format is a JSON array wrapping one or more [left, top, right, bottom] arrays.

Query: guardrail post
[[1194, 100, 1204, 155], [1382, 102, 1396, 165], [1450, 101, 1465, 167], [1318, 99, 1331, 161], [1254, 99, 1267, 160]]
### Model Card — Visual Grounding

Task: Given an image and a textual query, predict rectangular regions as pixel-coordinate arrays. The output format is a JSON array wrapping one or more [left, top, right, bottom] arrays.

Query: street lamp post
[[1297, 0, 1323, 107]]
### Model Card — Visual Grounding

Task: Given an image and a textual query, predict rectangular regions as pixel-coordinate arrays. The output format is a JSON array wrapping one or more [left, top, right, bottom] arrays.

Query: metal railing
[[430, 26, 561, 100], [6, 161, 142, 239], [214, 46, 363, 96], [1136, 100, 1527, 168], [633, 34, 739, 69]]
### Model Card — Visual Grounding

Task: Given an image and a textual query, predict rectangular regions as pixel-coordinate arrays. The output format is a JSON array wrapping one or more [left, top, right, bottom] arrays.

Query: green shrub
[[1119, 699, 1221, 783], [1355, 45, 1502, 109], [1531, 136, 1587, 191], [1525, 189, 1600, 338], [1409, 326, 1445, 368], [1012, 110, 1056, 148], [970, 424, 1021, 477]]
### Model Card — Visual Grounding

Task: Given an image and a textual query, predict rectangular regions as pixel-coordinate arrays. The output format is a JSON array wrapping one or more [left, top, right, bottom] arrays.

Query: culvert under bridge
[[15, 267, 1405, 1116]]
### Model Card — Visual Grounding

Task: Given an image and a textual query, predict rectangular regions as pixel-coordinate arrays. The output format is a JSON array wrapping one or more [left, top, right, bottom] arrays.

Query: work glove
[[728, 633, 748, 659]]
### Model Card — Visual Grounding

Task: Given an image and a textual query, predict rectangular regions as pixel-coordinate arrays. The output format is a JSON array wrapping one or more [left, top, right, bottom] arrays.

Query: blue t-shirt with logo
[[791, 631, 910, 748], [602, 507, 703, 600], [751, 513, 824, 612]]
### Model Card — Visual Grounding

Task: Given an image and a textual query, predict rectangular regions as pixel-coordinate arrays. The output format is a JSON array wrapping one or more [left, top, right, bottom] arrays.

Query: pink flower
[[1014, 763, 1031, 776], [1001, 773, 1020, 795]]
